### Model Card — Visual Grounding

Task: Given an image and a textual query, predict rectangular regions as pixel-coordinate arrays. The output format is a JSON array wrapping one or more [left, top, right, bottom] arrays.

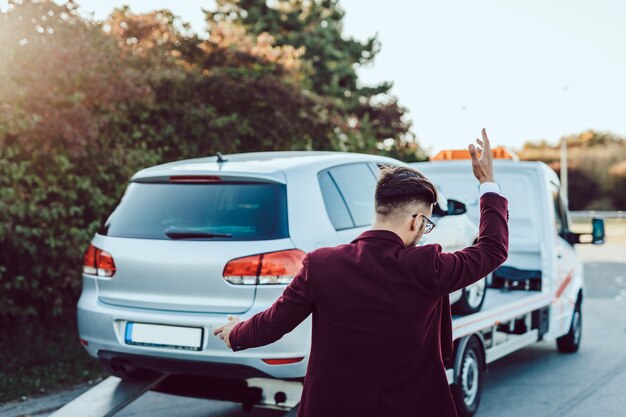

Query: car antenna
[[216, 152, 228, 163]]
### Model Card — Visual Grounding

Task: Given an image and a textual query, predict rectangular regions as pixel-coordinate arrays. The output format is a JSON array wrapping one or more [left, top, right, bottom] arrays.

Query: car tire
[[452, 278, 487, 315], [451, 337, 484, 417], [556, 302, 582, 353]]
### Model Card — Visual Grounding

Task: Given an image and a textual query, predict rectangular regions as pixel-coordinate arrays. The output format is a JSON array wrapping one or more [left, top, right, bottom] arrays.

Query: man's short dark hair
[[375, 165, 438, 218]]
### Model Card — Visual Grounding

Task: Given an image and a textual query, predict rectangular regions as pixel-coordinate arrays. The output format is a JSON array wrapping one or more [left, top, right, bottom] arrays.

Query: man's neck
[[370, 223, 407, 246]]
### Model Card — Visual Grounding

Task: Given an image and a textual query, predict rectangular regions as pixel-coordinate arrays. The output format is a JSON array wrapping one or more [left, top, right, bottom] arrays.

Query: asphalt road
[[2, 244, 625, 417]]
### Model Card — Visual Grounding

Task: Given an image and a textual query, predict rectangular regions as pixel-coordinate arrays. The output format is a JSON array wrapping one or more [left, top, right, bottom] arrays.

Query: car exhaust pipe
[[241, 387, 262, 412]]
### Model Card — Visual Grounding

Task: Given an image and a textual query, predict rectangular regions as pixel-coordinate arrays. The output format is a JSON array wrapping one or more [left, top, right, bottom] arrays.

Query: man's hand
[[469, 128, 495, 184], [213, 315, 241, 349]]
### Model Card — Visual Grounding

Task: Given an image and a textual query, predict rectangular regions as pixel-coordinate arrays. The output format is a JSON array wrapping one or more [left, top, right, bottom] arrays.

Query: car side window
[[368, 162, 382, 178], [318, 171, 354, 230], [328, 163, 377, 228]]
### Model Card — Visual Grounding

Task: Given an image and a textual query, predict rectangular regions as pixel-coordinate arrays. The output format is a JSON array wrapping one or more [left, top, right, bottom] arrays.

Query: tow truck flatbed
[[453, 289, 551, 339], [448, 288, 552, 383]]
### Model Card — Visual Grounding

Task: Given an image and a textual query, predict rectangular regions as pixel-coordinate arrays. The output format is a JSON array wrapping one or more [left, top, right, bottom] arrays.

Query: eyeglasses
[[412, 213, 436, 234]]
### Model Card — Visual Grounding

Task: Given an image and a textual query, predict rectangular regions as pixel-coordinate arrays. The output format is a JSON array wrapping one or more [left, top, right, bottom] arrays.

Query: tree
[[0, 1, 148, 156], [2, 0, 419, 321], [549, 162, 601, 210], [106, 7, 344, 157], [206, 0, 425, 160], [1, 0, 428, 322], [609, 161, 626, 209], [519, 130, 626, 210]]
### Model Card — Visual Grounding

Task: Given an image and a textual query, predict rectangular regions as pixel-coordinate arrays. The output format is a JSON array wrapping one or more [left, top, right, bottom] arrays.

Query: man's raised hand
[[468, 128, 495, 184]]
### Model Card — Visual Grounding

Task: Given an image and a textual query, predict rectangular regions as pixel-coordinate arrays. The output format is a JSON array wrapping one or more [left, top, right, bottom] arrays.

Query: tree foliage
[[207, 0, 423, 160], [519, 130, 626, 210], [609, 161, 626, 209], [0, 0, 425, 322]]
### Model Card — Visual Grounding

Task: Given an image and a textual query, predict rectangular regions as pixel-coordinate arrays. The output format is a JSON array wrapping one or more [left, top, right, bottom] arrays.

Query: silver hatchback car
[[77, 151, 483, 386]]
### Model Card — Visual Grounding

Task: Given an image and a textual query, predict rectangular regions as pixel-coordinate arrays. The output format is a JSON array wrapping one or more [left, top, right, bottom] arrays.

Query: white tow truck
[[411, 154, 605, 416], [51, 153, 605, 417]]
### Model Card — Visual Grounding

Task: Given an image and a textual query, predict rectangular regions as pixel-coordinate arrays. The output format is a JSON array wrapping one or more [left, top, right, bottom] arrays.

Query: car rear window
[[98, 182, 288, 240]]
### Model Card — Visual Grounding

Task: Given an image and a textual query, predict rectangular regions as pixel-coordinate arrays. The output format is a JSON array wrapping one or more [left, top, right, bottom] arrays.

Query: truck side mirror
[[592, 218, 605, 244], [447, 199, 467, 216], [566, 217, 606, 245]]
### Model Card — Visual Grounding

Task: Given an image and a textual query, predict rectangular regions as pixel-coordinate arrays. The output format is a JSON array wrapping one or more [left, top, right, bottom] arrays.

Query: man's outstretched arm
[[434, 128, 508, 295], [214, 254, 314, 351]]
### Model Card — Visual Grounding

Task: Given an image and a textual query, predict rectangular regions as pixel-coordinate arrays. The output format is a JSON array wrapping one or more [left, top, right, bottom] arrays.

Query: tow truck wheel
[[452, 278, 487, 315], [451, 337, 484, 417], [557, 302, 582, 353]]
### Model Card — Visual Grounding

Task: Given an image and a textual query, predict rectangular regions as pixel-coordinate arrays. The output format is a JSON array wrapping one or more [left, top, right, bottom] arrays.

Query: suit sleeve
[[228, 254, 314, 351], [425, 193, 509, 298]]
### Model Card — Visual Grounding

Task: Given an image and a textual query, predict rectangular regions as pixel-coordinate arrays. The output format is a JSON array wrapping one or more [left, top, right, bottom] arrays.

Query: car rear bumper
[[97, 350, 274, 379], [77, 277, 310, 379]]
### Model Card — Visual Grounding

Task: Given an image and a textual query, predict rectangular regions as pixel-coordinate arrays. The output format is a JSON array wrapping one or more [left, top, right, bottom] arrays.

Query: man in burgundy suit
[[215, 129, 509, 417]]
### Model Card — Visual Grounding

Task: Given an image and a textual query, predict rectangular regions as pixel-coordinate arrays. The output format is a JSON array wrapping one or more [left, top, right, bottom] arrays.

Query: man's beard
[[407, 234, 420, 248]]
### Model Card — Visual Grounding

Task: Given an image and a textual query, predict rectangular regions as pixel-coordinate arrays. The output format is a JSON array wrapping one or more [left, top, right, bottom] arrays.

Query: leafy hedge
[[0, 1, 425, 322]]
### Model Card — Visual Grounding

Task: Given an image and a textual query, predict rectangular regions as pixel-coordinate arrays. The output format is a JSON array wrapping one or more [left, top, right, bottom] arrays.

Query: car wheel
[[451, 337, 484, 417], [557, 302, 582, 353], [452, 277, 487, 315]]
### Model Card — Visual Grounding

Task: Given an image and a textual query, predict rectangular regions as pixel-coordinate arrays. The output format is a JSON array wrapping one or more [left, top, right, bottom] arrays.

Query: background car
[[77, 151, 487, 387]]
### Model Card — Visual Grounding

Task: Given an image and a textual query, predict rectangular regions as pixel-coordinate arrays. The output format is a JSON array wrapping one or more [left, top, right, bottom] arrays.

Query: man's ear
[[410, 213, 421, 231]]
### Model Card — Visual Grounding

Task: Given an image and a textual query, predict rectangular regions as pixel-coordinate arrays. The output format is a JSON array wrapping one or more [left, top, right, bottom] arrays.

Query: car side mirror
[[447, 199, 467, 216], [592, 218, 605, 244]]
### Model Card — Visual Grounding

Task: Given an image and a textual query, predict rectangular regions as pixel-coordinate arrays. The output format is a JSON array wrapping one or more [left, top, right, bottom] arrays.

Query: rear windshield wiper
[[165, 229, 233, 239]]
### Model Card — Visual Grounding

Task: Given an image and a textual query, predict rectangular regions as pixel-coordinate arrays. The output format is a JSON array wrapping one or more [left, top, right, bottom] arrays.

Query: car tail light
[[83, 244, 116, 277], [223, 249, 306, 285], [262, 357, 304, 365]]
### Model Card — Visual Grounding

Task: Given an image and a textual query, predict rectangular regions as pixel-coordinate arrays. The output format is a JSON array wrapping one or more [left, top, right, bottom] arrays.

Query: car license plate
[[125, 322, 203, 351]]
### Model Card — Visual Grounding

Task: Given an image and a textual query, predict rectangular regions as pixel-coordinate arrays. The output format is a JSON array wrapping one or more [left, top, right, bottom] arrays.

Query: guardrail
[[571, 211, 625, 219]]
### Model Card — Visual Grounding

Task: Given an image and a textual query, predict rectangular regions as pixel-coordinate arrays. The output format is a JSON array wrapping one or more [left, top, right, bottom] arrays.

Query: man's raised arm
[[423, 129, 509, 297]]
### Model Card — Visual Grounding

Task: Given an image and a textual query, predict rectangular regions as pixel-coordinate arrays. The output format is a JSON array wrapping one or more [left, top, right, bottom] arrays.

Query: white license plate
[[125, 322, 203, 351]]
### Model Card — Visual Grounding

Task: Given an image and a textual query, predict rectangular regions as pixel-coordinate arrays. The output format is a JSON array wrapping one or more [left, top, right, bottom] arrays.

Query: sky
[[3, 0, 625, 152]]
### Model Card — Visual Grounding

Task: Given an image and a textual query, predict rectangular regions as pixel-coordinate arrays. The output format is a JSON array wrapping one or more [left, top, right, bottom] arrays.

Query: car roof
[[132, 151, 403, 183]]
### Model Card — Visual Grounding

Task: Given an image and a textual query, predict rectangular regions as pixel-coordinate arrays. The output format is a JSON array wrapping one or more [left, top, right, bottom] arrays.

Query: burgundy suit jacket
[[230, 193, 509, 417]]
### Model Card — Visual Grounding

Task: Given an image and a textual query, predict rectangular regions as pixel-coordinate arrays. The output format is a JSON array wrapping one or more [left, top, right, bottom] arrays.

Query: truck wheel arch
[[453, 333, 487, 380], [451, 334, 487, 417]]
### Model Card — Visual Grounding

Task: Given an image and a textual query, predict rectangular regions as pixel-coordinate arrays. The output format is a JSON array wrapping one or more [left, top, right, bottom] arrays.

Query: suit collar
[[352, 229, 406, 247]]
